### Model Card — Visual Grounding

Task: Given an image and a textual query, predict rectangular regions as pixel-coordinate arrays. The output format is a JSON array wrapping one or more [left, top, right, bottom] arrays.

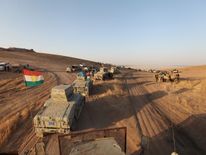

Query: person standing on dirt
[[176, 73, 180, 82], [155, 74, 158, 82]]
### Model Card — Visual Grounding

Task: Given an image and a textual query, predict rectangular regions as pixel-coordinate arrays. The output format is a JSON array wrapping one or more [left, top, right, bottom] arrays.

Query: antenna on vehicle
[[168, 83, 178, 155]]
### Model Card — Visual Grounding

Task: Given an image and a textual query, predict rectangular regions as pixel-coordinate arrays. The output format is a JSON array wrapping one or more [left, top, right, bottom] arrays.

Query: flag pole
[[23, 69, 32, 118]]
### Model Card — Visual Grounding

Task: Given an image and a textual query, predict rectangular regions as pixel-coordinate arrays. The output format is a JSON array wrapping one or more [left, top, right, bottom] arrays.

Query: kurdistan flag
[[23, 69, 44, 87]]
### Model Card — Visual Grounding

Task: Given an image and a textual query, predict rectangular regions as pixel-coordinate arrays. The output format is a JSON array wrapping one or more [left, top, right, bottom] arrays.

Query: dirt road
[[1, 69, 206, 155], [0, 48, 206, 155], [0, 49, 96, 153], [76, 69, 206, 155]]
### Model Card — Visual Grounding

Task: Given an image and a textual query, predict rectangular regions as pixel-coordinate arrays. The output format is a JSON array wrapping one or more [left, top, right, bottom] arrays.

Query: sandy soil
[[0, 49, 97, 153], [0, 49, 206, 155], [75, 68, 206, 155]]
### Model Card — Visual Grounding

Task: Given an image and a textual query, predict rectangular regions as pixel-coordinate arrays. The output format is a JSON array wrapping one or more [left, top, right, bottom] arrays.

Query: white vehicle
[[0, 62, 10, 71]]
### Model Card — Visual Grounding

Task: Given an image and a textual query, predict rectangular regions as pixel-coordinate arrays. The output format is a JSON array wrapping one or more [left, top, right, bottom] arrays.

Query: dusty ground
[[76, 68, 206, 155], [0, 49, 206, 155], [0, 49, 97, 153]]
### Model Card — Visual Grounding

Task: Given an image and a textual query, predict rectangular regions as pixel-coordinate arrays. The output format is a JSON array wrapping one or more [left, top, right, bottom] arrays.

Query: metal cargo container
[[51, 84, 74, 102]]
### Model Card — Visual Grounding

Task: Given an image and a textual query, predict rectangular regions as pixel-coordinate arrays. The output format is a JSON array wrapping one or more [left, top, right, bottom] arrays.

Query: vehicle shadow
[[172, 88, 190, 94], [77, 87, 206, 155], [91, 82, 115, 96], [141, 114, 206, 155]]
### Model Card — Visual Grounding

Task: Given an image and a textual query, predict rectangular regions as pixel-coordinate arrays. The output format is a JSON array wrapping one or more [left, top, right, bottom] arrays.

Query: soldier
[[86, 71, 91, 80], [155, 74, 158, 82], [176, 73, 180, 82]]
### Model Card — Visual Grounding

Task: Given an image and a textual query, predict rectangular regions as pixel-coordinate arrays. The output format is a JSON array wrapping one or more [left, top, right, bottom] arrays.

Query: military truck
[[109, 66, 117, 74], [66, 65, 81, 73], [0, 62, 10, 71], [170, 72, 180, 82], [21, 127, 127, 155], [33, 85, 85, 137], [171, 69, 180, 74], [72, 72, 93, 96], [94, 67, 113, 80], [155, 71, 180, 83], [11, 63, 32, 73]]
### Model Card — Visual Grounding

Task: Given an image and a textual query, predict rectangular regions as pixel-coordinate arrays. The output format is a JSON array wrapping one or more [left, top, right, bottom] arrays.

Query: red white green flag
[[23, 69, 44, 87]]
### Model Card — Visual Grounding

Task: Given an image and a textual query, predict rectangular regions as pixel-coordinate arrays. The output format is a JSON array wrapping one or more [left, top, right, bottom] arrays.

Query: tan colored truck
[[22, 127, 126, 155], [33, 85, 85, 137], [109, 66, 117, 74], [155, 71, 180, 83], [94, 67, 113, 80], [73, 79, 93, 96], [72, 75, 93, 96]]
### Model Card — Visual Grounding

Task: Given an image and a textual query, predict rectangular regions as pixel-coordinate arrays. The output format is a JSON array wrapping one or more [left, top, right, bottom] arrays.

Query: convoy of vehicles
[[1, 61, 183, 154], [0, 62, 31, 73]]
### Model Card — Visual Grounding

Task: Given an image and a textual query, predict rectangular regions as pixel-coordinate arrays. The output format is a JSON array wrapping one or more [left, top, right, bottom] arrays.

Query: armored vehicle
[[21, 127, 126, 155], [109, 66, 117, 74], [33, 85, 85, 137], [155, 71, 180, 83], [66, 65, 81, 73], [0, 62, 10, 71], [171, 69, 180, 73], [11, 63, 31, 73], [170, 73, 180, 82], [94, 67, 113, 80], [72, 72, 93, 96]]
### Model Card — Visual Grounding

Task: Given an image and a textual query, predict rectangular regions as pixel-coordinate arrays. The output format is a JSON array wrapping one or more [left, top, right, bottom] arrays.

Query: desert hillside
[[0, 47, 99, 83], [0, 48, 206, 155]]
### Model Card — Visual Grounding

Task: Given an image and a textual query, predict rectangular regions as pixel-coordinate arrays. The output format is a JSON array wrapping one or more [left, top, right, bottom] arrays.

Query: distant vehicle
[[11, 63, 32, 73], [155, 71, 180, 83], [109, 66, 117, 74], [0, 62, 10, 71], [94, 67, 113, 80], [66, 65, 81, 73], [171, 69, 180, 73], [72, 72, 93, 96], [33, 85, 85, 137]]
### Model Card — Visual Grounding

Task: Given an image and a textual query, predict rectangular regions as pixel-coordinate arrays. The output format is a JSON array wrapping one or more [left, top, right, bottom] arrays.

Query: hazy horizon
[[1, 0, 206, 67]]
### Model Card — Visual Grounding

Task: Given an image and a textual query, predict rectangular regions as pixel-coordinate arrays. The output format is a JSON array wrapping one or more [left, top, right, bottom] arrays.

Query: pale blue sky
[[0, 0, 206, 67]]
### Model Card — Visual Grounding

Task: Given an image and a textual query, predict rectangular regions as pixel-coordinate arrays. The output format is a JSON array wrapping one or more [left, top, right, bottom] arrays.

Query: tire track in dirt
[[0, 71, 58, 152], [122, 70, 174, 155], [135, 71, 205, 155]]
